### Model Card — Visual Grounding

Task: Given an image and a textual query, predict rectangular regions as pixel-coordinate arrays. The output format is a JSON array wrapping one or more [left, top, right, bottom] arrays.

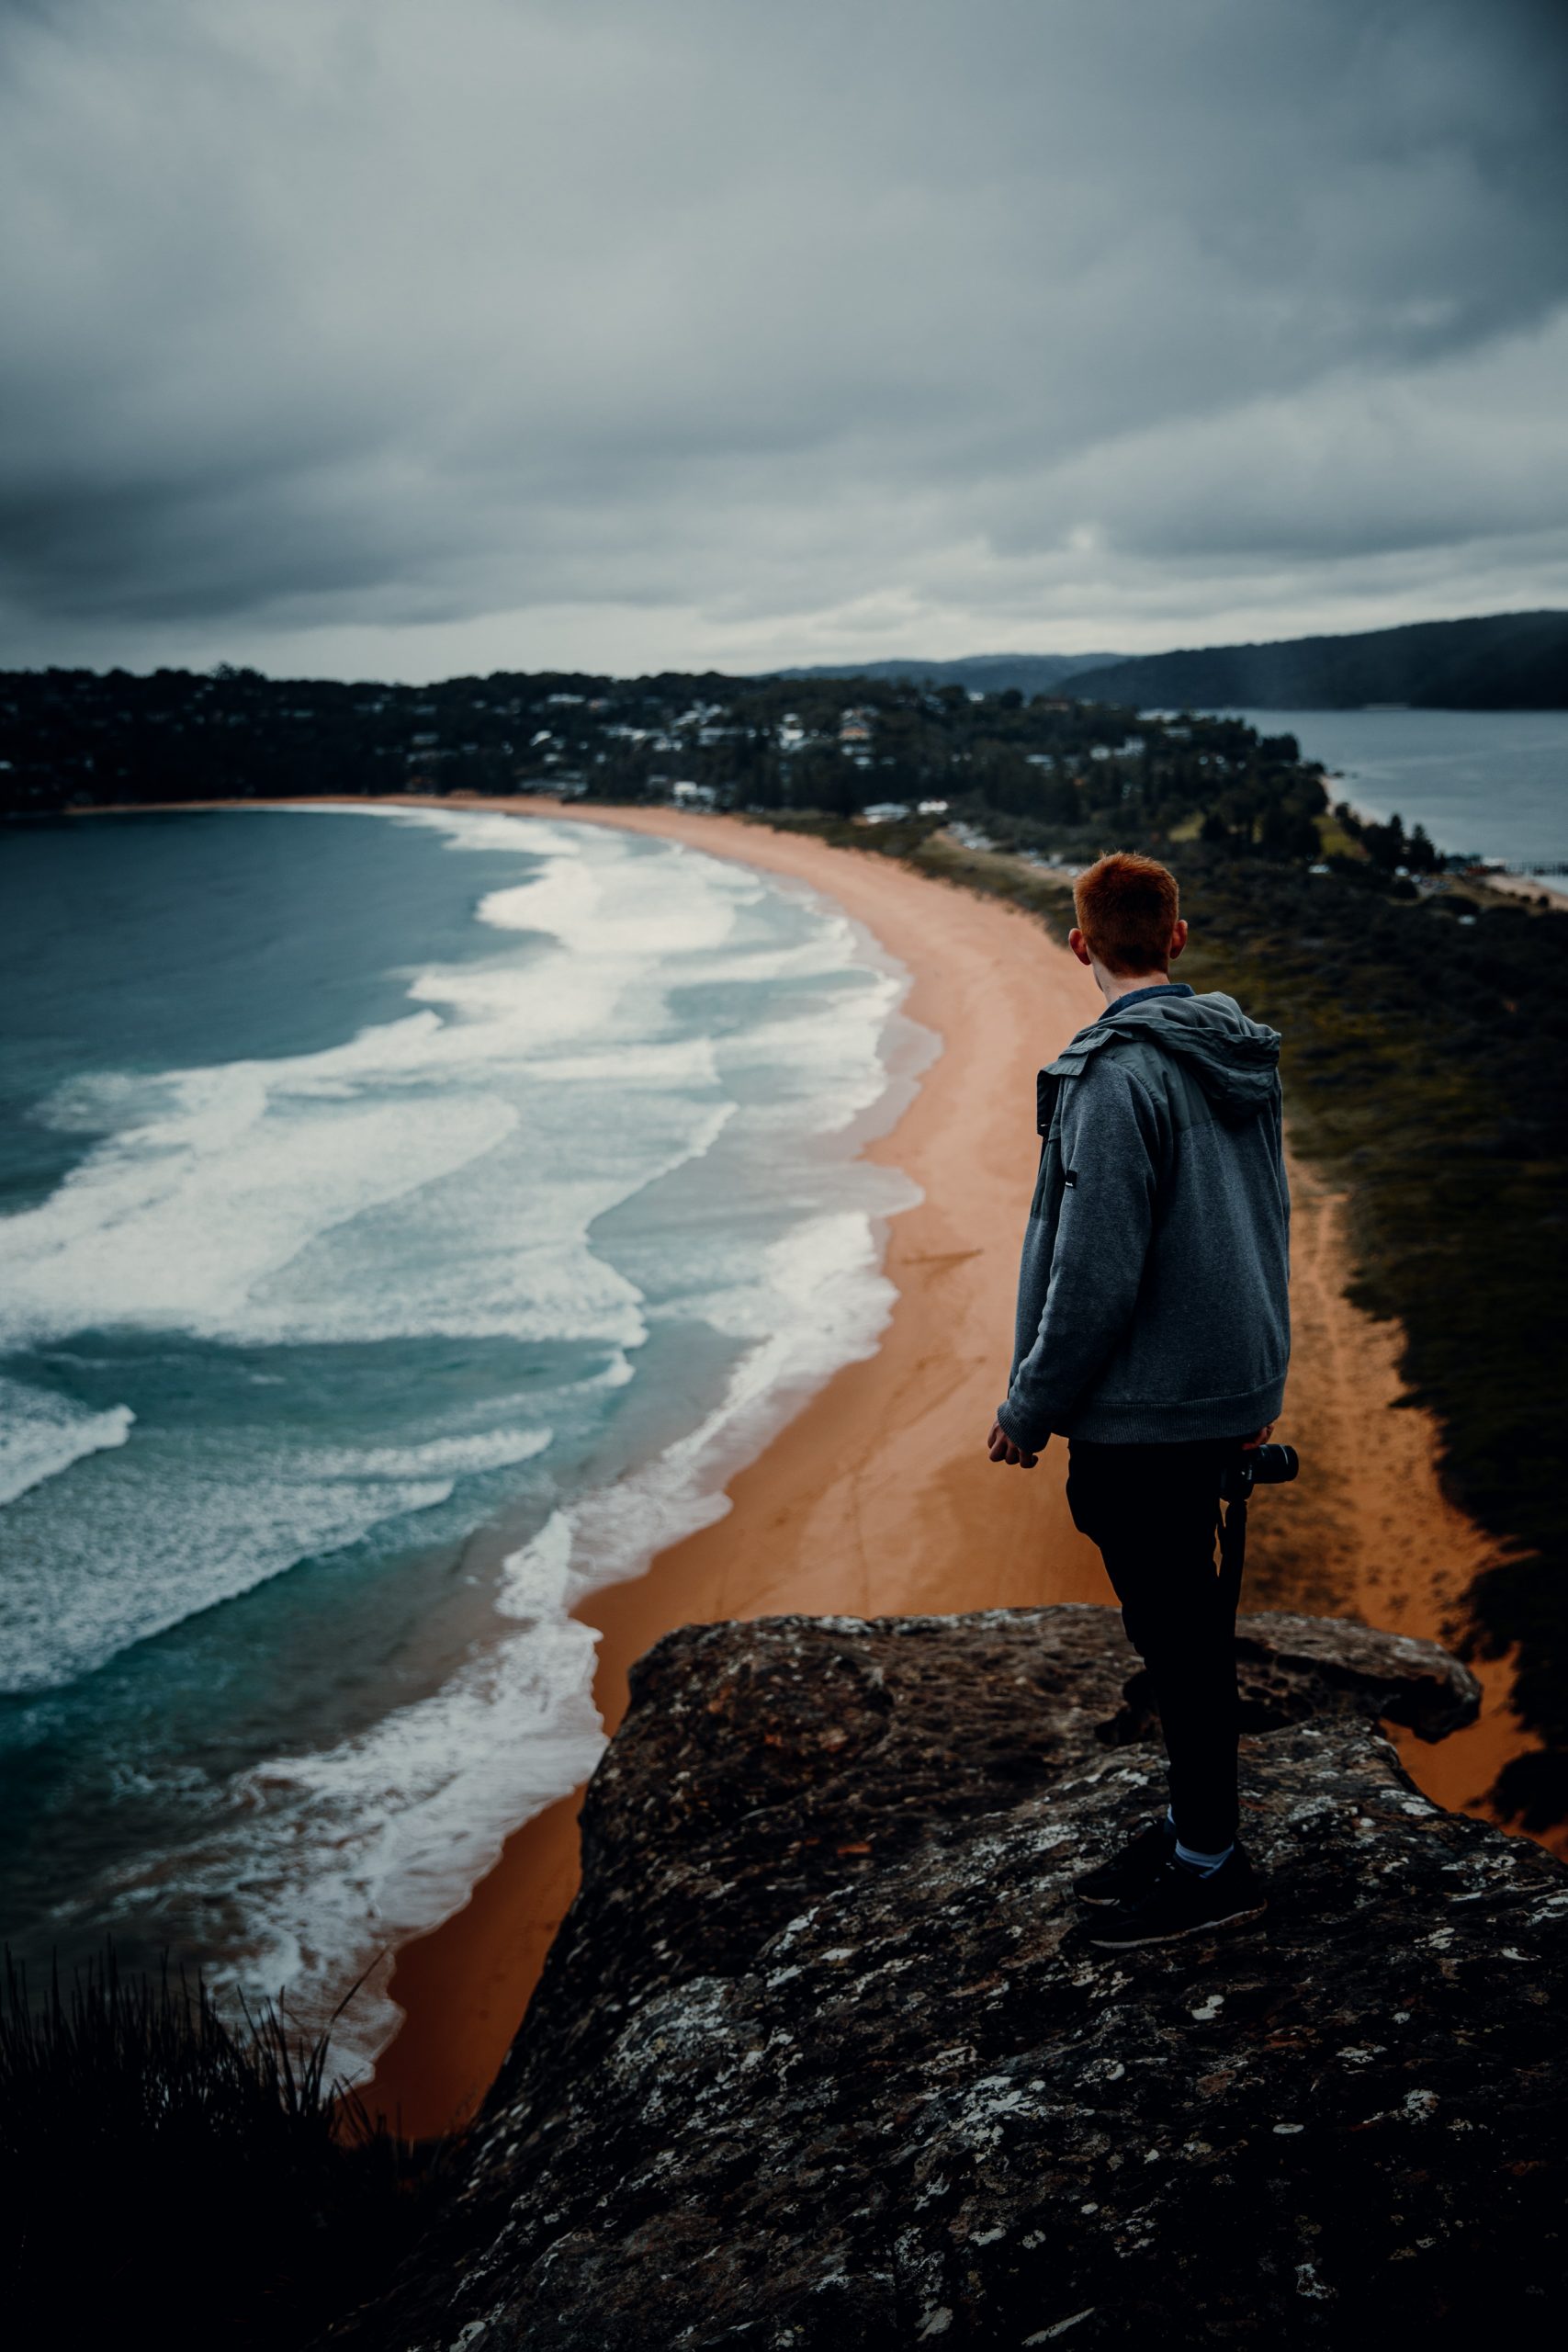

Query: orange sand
[[344, 800, 1538, 2138], [1477, 870, 1568, 913]]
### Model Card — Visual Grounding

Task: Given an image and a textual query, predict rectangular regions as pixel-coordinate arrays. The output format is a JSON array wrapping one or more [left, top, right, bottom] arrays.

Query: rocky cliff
[[335, 1607, 1567, 2347]]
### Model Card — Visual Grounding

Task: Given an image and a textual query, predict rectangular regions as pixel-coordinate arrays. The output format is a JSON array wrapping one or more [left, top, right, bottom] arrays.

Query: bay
[[1215, 707, 1568, 876]]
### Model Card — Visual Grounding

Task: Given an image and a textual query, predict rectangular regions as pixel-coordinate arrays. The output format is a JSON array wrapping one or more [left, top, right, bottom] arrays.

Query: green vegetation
[[1179, 861, 1568, 1828], [1067, 607, 1568, 712], [0, 1951, 450, 2348]]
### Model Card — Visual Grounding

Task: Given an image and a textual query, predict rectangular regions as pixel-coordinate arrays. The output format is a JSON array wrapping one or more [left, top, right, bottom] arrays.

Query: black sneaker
[[1086, 1847, 1267, 1949], [1074, 1815, 1177, 1908]]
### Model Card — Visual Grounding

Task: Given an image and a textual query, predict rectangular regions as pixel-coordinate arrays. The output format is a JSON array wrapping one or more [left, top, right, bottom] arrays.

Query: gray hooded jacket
[[996, 986, 1290, 1451]]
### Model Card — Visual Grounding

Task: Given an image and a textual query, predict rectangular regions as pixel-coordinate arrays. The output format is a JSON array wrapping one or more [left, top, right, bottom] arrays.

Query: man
[[987, 850, 1289, 1947]]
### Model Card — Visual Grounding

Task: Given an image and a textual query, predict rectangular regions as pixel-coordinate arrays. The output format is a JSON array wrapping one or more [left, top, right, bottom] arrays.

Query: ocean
[[1220, 707, 1568, 879], [0, 805, 928, 2072]]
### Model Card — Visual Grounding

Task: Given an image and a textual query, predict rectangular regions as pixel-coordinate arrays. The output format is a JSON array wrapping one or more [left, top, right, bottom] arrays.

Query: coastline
[[1477, 867, 1568, 912], [360, 798, 1539, 2137], [365, 799, 1114, 2133], [60, 794, 1543, 2132]]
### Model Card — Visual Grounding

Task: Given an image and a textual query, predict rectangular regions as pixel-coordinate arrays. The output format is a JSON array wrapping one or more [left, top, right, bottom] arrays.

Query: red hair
[[1073, 852, 1180, 977]]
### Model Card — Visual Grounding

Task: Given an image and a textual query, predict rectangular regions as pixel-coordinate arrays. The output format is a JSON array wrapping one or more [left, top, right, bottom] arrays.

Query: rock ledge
[[339, 1607, 1566, 2348]]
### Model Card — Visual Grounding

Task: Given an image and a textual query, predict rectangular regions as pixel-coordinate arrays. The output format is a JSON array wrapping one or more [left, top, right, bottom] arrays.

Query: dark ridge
[[773, 652, 1123, 694], [1067, 608, 1568, 710]]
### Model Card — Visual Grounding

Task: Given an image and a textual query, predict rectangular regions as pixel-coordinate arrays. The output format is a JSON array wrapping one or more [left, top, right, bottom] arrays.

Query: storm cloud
[[2, 0, 1566, 676]]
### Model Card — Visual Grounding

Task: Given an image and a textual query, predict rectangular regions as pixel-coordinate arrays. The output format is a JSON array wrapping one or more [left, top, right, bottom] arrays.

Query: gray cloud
[[2, 0, 1566, 675]]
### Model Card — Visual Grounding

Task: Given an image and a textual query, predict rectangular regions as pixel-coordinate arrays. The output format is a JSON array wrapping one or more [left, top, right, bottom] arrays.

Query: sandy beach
[[347, 799, 1536, 2140], [1475, 868, 1568, 913]]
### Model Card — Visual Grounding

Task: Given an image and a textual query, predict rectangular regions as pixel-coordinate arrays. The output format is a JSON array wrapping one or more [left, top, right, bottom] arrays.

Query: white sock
[[1173, 1838, 1234, 1876]]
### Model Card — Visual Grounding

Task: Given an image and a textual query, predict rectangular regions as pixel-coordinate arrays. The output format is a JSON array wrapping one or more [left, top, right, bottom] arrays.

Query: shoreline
[[365, 798, 1116, 2134], [361, 798, 1542, 2137], [62, 795, 1546, 2135], [1476, 867, 1568, 911]]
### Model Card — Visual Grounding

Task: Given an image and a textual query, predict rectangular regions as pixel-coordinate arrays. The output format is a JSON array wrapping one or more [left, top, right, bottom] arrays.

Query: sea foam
[[0, 1375, 135, 1508], [114, 1211, 906, 2081], [0, 807, 928, 2073]]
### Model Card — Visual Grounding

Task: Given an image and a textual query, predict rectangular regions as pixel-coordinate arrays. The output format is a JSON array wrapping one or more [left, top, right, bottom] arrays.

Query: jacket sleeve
[[995, 1060, 1163, 1452]]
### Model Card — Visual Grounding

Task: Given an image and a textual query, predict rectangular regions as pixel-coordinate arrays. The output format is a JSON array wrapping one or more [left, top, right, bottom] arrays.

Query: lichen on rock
[[331, 1607, 1566, 2348]]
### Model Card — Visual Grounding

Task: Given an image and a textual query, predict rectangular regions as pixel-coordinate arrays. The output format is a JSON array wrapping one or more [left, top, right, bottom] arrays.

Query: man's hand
[[987, 1419, 1038, 1468], [1240, 1422, 1276, 1450]]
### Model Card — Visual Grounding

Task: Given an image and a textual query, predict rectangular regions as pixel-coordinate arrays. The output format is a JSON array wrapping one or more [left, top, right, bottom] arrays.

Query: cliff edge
[[335, 1607, 1567, 2347]]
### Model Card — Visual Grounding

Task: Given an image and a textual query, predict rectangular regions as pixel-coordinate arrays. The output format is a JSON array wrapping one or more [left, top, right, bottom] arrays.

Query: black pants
[[1066, 1436, 1243, 1853]]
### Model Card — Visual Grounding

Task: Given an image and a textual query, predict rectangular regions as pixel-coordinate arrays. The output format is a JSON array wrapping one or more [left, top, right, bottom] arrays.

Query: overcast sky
[[3, 0, 1566, 680]]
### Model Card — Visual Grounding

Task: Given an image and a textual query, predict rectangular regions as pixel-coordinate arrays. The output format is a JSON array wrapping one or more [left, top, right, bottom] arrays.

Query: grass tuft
[[0, 1948, 453, 2348]]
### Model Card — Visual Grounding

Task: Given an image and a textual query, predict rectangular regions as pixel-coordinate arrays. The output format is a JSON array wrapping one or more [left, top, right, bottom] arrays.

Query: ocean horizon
[[0, 804, 930, 2071]]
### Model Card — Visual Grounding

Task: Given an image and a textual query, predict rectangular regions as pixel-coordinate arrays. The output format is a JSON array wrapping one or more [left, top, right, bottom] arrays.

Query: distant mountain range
[[782, 611, 1568, 709], [777, 651, 1122, 695]]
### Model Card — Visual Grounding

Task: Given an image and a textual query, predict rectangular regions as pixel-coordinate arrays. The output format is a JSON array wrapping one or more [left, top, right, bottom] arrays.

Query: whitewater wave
[[120, 1210, 908, 2080], [0, 1376, 135, 1507], [0, 1419, 557, 1694], [0, 822, 752, 1354]]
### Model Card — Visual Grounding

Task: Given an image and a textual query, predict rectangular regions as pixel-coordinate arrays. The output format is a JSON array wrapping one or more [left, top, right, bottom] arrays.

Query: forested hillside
[[1068, 609, 1568, 710], [0, 662, 1325, 849]]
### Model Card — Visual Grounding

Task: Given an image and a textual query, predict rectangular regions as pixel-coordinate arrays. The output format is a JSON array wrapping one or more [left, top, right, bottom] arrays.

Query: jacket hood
[[1048, 990, 1280, 1123]]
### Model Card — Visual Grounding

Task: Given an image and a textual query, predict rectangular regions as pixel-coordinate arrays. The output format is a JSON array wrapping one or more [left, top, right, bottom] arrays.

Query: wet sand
[[358, 801, 1537, 2139]]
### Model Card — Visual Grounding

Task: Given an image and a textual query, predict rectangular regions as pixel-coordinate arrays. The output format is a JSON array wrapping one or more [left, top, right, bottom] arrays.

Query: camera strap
[[1218, 1490, 1247, 1619]]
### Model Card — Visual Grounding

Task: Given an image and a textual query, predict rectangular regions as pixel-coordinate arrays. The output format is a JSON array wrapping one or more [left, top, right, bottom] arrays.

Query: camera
[[1221, 1442, 1298, 1500]]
